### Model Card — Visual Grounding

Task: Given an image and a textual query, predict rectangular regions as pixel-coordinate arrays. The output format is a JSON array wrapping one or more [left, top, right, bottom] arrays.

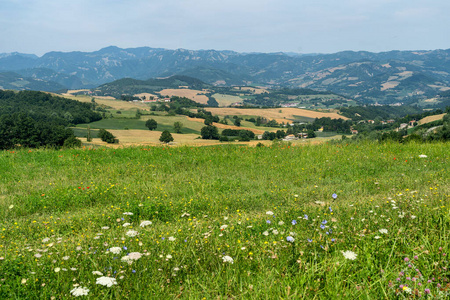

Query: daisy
[[96, 276, 117, 287], [341, 250, 357, 260], [70, 286, 89, 297]]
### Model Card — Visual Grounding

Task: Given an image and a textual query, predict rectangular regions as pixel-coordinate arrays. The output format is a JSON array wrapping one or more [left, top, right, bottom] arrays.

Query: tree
[[159, 130, 174, 143], [174, 121, 183, 133], [307, 129, 316, 138], [98, 129, 117, 143], [145, 119, 158, 130], [201, 125, 219, 140]]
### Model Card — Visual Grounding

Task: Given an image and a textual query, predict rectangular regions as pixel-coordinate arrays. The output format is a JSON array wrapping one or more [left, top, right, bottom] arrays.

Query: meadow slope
[[0, 142, 449, 299]]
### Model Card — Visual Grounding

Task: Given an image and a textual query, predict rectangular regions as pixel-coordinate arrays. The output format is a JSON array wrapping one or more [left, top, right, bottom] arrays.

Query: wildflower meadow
[[0, 141, 449, 298]]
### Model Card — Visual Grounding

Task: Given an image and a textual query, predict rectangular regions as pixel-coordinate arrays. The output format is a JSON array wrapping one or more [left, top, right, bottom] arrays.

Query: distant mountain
[[0, 47, 449, 104]]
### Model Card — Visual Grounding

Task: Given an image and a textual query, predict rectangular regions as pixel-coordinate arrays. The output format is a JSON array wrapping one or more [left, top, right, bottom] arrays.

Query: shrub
[[98, 129, 117, 143]]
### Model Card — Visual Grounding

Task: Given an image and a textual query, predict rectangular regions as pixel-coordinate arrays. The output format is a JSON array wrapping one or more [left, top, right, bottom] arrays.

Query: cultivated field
[[418, 113, 447, 125], [158, 89, 209, 105], [211, 93, 243, 107], [204, 107, 348, 123], [1, 142, 449, 298]]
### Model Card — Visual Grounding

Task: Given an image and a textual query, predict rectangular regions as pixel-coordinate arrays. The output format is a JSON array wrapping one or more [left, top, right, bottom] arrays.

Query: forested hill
[[0, 90, 101, 125], [0, 90, 102, 149]]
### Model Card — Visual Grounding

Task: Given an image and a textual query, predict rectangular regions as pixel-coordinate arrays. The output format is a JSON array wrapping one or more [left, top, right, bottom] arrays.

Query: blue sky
[[1, 0, 449, 56]]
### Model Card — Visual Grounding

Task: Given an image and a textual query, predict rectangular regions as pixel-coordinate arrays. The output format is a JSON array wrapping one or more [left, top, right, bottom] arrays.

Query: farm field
[[204, 107, 348, 123], [211, 93, 243, 107], [0, 142, 449, 298]]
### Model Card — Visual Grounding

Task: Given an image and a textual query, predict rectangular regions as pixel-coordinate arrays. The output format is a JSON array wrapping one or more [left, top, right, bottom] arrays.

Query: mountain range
[[0, 46, 449, 104]]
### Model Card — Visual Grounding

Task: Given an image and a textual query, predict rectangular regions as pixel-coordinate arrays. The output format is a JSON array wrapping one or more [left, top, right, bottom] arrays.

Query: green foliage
[[145, 118, 158, 130], [173, 121, 183, 133], [200, 125, 220, 139], [159, 130, 174, 143], [0, 113, 75, 149], [262, 131, 276, 140], [0, 90, 102, 125], [97, 129, 117, 143], [63, 136, 82, 148]]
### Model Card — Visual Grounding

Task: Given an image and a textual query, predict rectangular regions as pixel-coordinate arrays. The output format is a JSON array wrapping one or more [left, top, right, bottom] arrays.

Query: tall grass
[[0, 141, 449, 298]]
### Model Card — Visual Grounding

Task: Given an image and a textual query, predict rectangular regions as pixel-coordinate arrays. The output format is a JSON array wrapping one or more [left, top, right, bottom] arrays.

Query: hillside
[[1, 47, 449, 105]]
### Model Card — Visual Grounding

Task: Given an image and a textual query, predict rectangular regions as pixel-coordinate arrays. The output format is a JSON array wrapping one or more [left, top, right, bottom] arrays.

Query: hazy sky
[[1, 0, 449, 56]]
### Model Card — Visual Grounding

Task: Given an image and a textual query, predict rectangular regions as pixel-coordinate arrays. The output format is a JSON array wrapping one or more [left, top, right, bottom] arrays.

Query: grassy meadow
[[0, 141, 449, 299]]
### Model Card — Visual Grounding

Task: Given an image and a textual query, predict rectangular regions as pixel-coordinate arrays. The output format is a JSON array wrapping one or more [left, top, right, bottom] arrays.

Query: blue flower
[[332, 193, 337, 199], [320, 224, 326, 229], [307, 239, 312, 243], [161, 237, 165, 240], [331, 238, 335, 242], [123, 246, 127, 250], [132, 270, 136, 273], [291, 220, 297, 225], [286, 236, 295, 243], [326, 231, 329, 235], [304, 214, 308, 220], [266, 220, 271, 224], [322, 220, 327, 224], [329, 207, 333, 212]]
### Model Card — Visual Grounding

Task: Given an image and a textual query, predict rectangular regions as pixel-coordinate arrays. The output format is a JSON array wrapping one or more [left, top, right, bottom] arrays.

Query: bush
[[219, 136, 229, 142]]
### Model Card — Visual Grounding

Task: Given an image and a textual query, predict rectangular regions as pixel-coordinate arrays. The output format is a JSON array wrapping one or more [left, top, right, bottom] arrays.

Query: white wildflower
[[126, 230, 138, 237], [42, 238, 50, 243], [166, 254, 172, 259], [92, 271, 103, 276], [54, 267, 61, 272], [262, 231, 269, 236], [278, 221, 285, 225], [128, 252, 142, 260], [122, 223, 131, 227], [286, 236, 295, 243], [341, 250, 357, 260], [379, 229, 388, 234], [62, 256, 70, 260], [266, 211, 274, 215], [123, 212, 133, 215], [220, 225, 228, 230], [140, 221, 152, 227], [168, 236, 176, 241], [222, 256, 234, 264], [101, 226, 109, 230], [418, 154, 427, 158], [374, 236, 381, 239], [96, 276, 117, 287], [70, 286, 90, 297], [109, 247, 122, 254]]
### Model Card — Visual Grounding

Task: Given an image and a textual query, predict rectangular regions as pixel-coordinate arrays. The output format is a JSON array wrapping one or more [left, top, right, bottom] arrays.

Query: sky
[[0, 0, 449, 56]]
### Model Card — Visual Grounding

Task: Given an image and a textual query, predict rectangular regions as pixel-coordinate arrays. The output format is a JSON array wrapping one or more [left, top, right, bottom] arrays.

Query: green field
[[0, 142, 449, 298]]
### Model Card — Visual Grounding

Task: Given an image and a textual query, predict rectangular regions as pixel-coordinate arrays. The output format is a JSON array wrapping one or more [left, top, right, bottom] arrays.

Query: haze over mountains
[[0, 46, 449, 104]]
